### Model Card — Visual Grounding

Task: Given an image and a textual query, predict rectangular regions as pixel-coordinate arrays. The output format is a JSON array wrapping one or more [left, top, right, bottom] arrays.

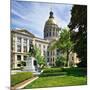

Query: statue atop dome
[[49, 11, 54, 18]]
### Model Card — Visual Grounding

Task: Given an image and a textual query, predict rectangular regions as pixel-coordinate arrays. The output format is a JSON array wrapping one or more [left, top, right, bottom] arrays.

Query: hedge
[[62, 68, 87, 76], [40, 67, 87, 77], [43, 68, 63, 73], [39, 72, 67, 77], [11, 72, 33, 86]]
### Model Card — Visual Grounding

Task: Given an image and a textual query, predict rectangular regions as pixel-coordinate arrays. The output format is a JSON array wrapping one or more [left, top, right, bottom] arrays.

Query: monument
[[23, 43, 38, 72]]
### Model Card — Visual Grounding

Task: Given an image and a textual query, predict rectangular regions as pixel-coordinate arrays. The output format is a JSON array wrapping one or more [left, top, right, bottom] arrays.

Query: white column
[[14, 54, 17, 68], [15, 36, 17, 52], [27, 39, 29, 52], [21, 55, 23, 61], [21, 37, 23, 53]]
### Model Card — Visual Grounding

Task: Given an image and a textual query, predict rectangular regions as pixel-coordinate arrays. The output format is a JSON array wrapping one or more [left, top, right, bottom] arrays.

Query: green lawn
[[24, 67, 87, 89], [11, 72, 33, 86], [24, 76, 87, 89]]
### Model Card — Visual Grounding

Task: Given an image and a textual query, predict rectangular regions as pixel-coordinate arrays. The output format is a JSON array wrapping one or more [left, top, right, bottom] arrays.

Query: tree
[[50, 28, 74, 67], [55, 55, 66, 67], [68, 5, 87, 67], [34, 46, 46, 68], [28, 44, 46, 68]]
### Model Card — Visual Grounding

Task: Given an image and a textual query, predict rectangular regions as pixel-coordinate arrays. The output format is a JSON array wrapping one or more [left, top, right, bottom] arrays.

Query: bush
[[40, 67, 87, 77], [62, 67, 87, 76], [12, 68, 21, 70], [40, 72, 67, 77], [43, 68, 63, 73], [11, 72, 33, 86], [40, 68, 66, 77], [55, 56, 66, 67]]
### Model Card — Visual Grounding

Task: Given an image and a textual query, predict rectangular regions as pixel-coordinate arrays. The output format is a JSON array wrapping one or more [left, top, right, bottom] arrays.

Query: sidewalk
[[11, 76, 38, 90]]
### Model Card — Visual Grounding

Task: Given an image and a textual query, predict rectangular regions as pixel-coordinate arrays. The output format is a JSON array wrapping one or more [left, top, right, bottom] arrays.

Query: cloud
[[11, 1, 73, 38]]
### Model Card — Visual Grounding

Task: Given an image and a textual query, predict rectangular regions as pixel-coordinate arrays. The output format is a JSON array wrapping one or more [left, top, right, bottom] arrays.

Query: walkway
[[11, 76, 38, 90]]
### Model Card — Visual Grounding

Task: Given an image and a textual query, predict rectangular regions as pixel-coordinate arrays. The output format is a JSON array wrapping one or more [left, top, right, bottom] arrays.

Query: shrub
[[43, 68, 63, 73], [40, 68, 66, 77], [41, 67, 87, 77], [62, 67, 87, 76], [55, 56, 66, 67], [11, 72, 33, 86], [40, 72, 67, 77]]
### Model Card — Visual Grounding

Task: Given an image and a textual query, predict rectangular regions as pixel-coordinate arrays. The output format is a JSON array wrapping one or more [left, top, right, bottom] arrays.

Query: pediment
[[14, 29, 35, 37]]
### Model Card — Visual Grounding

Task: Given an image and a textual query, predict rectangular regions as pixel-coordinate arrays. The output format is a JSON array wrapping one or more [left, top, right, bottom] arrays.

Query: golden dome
[[45, 11, 57, 25], [46, 18, 57, 25]]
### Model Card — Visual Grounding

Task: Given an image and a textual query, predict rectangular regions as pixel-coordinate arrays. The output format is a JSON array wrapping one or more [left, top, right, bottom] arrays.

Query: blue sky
[[11, 0, 73, 38]]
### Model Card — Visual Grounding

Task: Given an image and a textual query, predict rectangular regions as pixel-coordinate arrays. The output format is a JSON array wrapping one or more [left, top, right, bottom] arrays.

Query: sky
[[11, 0, 73, 38]]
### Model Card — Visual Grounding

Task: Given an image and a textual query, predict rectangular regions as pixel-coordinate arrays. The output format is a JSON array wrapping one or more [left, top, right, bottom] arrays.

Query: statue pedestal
[[23, 57, 37, 72]]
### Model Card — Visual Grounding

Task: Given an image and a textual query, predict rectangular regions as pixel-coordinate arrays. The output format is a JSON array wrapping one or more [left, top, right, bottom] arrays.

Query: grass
[[11, 72, 33, 86], [24, 76, 87, 89], [24, 67, 87, 89]]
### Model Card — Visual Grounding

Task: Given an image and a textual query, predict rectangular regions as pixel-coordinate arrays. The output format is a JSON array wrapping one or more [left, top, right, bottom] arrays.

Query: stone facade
[[11, 30, 49, 68]]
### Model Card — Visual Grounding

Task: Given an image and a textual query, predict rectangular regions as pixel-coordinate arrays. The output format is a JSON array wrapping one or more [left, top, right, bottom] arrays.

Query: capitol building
[[11, 11, 79, 69]]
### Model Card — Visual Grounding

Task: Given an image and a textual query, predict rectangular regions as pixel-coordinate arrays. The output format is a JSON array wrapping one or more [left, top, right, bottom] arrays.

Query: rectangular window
[[24, 56, 27, 60], [47, 33, 48, 37], [53, 57, 54, 62], [29, 40, 32, 44], [23, 46, 27, 52], [43, 45, 45, 49], [17, 45, 21, 52], [47, 58, 49, 62], [23, 38, 27, 46], [51, 51, 52, 56], [17, 37, 21, 44], [49, 31, 51, 36], [47, 51, 49, 56], [43, 50, 46, 56], [17, 55, 21, 60], [53, 31, 54, 36]]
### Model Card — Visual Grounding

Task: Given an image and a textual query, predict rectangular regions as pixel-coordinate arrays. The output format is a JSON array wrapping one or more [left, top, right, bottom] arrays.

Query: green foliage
[[34, 46, 46, 67], [68, 5, 87, 67], [50, 28, 74, 67], [40, 68, 66, 77], [39, 72, 67, 77], [11, 72, 33, 86], [55, 56, 66, 67], [62, 67, 87, 76], [28, 46, 46, 68], [43, 68, 63, 73], [40, 67, 87, 77]]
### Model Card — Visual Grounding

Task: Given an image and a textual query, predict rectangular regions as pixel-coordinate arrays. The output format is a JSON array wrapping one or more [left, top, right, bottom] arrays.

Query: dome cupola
[[44, 11, 60, 41], [45, 11, 57, 25], [49, 11, 54, 18]]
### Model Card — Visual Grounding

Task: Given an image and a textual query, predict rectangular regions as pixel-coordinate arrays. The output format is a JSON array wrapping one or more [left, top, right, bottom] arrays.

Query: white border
[[17, 0, 88, 5], [0, 0, 89, 90]]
